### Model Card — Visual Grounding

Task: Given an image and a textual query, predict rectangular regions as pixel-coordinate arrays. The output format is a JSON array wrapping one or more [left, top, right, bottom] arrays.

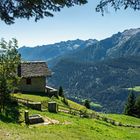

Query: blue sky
[[0, 0, 140, 47]]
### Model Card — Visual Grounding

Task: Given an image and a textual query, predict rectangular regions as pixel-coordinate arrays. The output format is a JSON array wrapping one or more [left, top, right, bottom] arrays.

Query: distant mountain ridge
[[60, 28, 140, 63], [19, 28, 140, 66], [19, 39, 98, 63]]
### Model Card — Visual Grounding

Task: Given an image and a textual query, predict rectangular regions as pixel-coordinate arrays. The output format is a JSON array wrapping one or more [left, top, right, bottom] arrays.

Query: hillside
[[49, 56, 140, 113], [0, 93, 140, 140]]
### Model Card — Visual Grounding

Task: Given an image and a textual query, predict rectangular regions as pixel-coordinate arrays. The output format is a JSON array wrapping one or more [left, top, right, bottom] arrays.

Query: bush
[[1, 98, 20, 123], [84, 99, 90, 109]]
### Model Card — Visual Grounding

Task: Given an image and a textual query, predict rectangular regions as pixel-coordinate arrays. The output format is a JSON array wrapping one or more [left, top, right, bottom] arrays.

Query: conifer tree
[[58, 86, 64, 97], [135, 95, 140, 118], [124, 90, 136, 116]]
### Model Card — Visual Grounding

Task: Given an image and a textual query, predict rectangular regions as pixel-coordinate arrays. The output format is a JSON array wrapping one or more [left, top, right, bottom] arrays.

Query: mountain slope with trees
[[49, 56, 140, 113]]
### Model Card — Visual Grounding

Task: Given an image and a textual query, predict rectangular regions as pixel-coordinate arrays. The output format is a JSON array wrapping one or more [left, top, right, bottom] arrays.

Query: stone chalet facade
[[18, 61, 51, 93]]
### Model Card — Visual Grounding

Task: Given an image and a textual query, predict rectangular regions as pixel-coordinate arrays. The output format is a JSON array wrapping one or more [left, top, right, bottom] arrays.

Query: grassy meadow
[[0, 93, 140, 140]]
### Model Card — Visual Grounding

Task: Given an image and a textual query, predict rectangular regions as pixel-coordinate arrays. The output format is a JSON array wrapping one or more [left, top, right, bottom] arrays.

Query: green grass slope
[[104, 114, 140, 125], [0, 106, 140, 140], [0, 93, 139, 140], [12, 93, 86, 110]]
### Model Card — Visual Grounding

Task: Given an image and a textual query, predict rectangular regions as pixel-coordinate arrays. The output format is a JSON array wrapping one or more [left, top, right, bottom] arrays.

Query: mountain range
[[19, 39, 97, 67], [19, 28, 140, 113]]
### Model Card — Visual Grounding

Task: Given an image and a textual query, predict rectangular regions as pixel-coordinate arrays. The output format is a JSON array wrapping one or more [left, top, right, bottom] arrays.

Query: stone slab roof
[[18, 61, 51, 78]]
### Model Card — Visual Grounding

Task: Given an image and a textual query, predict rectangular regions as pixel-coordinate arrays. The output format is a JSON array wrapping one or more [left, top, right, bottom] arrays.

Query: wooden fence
[[41, 100, 48, 110], [57, 104, 97, 118], [13, 97, 94, 117], [12, 97, 34, 105], [12, 97, 42, 110], [13, 97, 140, 128]]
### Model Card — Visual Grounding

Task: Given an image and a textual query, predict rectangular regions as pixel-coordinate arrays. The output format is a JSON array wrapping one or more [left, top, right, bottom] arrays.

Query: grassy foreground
[[0, 93, 140, 140]]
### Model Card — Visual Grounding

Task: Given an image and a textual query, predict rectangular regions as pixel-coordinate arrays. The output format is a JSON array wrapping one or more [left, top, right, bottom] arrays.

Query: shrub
[[84, 99, 90, 109]]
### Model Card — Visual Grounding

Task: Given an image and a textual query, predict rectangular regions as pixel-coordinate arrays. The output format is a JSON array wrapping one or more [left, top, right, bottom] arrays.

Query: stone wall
[[19, 77, 46, 93]]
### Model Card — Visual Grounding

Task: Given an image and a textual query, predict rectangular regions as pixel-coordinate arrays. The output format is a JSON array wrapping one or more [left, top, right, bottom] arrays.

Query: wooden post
[[69, 108, 72, 114], [27, 100, 29, 108], [24, 110, 29, 124]]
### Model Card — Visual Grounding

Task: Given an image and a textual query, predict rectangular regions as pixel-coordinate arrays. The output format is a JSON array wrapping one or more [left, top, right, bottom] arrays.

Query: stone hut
[[18, 61, 51, 93]]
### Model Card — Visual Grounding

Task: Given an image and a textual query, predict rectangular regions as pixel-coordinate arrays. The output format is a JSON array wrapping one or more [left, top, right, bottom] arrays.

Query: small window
[[26, 78, 31, 85]]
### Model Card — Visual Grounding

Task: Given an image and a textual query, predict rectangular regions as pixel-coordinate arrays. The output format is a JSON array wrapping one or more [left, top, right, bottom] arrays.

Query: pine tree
[[124, 90, 136, 116], [135, 95, 140, 118], [58, 86, 64, 97], [84, 99, 90, 109]]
